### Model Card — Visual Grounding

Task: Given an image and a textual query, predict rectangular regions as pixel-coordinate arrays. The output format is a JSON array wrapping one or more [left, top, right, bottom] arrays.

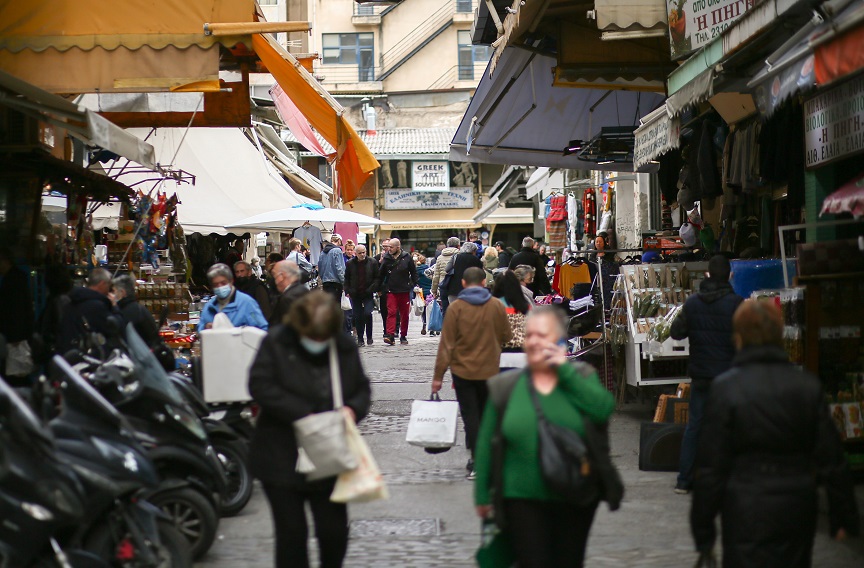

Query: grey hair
[[460, 241, 478, 254], [355, 244, 367, 253], [112, 274, 136, 298], [447, 236, 460, 248], [522, 236, 535, 249], [206, 263, 234, 284], [233, 260, 251, 271], [526, 305, 567, 340], [88, 268, 112, 288], [513, 264, 536, 283], [274, 260, 302, 281]]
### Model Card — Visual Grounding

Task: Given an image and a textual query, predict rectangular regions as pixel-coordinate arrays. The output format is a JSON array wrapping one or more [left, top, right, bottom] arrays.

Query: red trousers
[[386, 292, 410, 337]]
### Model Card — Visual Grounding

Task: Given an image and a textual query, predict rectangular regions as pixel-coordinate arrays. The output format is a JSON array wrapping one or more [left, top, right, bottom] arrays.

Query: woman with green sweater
[[474, 306, 615, 567]]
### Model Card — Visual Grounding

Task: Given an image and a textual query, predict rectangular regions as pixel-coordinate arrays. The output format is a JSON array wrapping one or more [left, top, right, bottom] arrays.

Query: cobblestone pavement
[[197, 314, 864, 567]]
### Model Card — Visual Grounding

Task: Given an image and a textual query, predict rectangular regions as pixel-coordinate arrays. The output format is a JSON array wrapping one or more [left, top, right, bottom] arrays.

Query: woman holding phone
[[473, 306, 615, 567]]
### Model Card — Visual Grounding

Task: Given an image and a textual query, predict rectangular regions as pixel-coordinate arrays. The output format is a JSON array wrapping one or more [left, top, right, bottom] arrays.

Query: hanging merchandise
[[687, 204, 703, 229], [679, 222, 698, 246], [546, 194, 568, 249], [567, 193, 584, 243], [293, 223, 324, 263], [583, 188, 597, 237], [661, 198, 674, 231]]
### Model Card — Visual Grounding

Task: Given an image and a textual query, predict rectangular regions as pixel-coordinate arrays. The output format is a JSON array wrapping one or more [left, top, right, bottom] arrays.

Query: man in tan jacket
[[432, 267, 512, 479]]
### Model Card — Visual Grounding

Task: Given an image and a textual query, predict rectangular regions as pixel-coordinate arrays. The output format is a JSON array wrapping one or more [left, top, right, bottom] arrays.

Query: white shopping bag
[[406, 394, 459, 449], [331, 416, 389, 504]]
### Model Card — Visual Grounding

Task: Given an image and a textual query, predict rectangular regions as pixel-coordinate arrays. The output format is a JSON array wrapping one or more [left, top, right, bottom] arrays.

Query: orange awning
[[815, 21, 864, 86], [252, 33, 379, 204]]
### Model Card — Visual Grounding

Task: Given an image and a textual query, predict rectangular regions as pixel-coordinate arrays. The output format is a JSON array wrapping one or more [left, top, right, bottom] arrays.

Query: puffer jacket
[[670, 278, 742, 380], [692, 346, 859, 565], [431, 246, 458, 296]]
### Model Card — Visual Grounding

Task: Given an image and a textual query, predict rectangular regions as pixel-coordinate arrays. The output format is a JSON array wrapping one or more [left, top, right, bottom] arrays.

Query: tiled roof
[[282, 127, 456, 157]]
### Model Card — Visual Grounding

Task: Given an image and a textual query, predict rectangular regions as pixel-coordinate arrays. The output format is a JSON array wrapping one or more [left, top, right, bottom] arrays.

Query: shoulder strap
[[487, 369, 523, 414], [328, 339, 344, 408]]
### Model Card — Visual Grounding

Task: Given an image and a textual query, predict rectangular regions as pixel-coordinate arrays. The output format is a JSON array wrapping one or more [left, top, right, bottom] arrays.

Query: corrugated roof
[[282, 127, 455, 157]]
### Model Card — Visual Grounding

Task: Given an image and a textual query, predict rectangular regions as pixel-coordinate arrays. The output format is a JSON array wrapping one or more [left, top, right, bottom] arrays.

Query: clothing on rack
[[583, 189, 597, 237], [553, 262, 591, 297], [567, 194, 584, 244], [333, 222, 359, 245], [293, 224, 324, 264]]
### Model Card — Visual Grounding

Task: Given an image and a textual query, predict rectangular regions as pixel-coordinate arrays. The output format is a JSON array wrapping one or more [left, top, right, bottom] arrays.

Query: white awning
[[484, 206, 534, 225], [113, 128, 313, 235], [633, 104, 680, 171], [251, 124, 334, 201], [473, 197, 502, 224], [474, 165, 525, 223], [450, 47, 664, 170], [227, 207, 386, 233], [595, 0, 666, 31]]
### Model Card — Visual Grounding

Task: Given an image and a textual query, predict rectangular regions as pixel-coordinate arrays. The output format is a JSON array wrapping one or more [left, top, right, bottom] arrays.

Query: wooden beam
[[204, 21, 311, 36], [99, 73, 251, 128]]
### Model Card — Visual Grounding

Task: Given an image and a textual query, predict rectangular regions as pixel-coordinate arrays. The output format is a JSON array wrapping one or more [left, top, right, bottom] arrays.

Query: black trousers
[[261, 482, 349, 568], [504, 498, 598, 568], [350, 296, 374, 340], [322, 282, 343, 305], [452, 375, 488, 456]]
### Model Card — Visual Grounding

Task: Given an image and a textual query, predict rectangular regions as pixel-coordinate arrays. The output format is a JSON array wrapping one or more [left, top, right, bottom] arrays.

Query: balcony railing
[[316, 65, 383, 86]]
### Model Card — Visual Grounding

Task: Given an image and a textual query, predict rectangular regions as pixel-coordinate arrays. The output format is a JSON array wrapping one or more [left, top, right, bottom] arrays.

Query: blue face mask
[[300, 337, 329, 355], [213, 285, 232, 299]]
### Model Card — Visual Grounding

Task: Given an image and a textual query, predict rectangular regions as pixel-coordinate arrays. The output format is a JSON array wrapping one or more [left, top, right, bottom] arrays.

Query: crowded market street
[[197, 317, 864, 568]]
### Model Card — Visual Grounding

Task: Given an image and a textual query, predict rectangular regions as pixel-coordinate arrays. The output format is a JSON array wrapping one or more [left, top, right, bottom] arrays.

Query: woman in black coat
[[248, 291, 372, 568], [691, 299, 859, 568]]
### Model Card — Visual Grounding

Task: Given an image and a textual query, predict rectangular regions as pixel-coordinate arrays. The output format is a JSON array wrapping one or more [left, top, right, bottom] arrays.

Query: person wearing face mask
[[199, 263, 268, 330], [234, 260, 272, 320], [249, 291, 371, 568]]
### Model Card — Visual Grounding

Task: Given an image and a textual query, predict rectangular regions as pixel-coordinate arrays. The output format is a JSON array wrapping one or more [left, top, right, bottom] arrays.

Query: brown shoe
[[383, 336, 395, 345]]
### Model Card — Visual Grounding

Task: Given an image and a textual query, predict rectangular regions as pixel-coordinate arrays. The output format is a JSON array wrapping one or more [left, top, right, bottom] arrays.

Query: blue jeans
[[677, 379, 711, 489]]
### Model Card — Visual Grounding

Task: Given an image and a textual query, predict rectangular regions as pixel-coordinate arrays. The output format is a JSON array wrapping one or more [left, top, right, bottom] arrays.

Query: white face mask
[[300, 337, 329, 355], [213, 285, 232, 299]]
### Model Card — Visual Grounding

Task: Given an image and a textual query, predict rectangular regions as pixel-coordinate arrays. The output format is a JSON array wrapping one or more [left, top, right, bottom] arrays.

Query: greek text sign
[[383, 187, 474, 210], [634, 113, 680, 170], [412, 161, 449, 192], [667, 0, 754, 60], [804, 74, 864, 169]]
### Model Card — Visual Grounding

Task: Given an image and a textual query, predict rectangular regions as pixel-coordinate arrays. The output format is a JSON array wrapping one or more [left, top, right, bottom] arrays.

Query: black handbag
[[528, 381, 599, 505]]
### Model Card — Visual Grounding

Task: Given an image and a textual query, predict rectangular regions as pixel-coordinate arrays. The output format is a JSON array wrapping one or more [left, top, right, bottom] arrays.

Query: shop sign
[[803, 73, 864, 169], [633, 112, 680, 170], [383, 187, 474, 210], [667, 0, 754, 60], [411, 161, 449, 192]]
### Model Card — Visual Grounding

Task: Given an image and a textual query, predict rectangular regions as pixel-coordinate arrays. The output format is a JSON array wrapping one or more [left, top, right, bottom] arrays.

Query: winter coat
[[344, 257, 380, 299], [446, 252, 483, 297], [248, 326, 371, 487], [0, 265, 34, 343], [497, 250, 512, 268], [508, 247, 552, 296], [670, 279, 743, 380], [317, 242, 346, 285], [483, 256, 499, 288], [416, 263, 432, 296], [431, 246, 458, 296], [268, 283, 309, 328], [235, 277, 272, 320], [56, 287, 124, 353], [433, 286, 512, 382], [379, 250, 418, 294], [117, 297, 160, 347], [691, 346, 860, 566], [199, 289, 268, 330]]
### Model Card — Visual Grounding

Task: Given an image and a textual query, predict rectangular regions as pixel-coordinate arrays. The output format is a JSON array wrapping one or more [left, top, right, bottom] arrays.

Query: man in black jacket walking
[[670, 255, 743, 494], [234, 260, 272, 320], [268, 260, 309, 327], [112, 274, 159, 346], [508, 237, 552, 296], [379, 238, 418, 345], [56, 268, 124, 353], [344, 245, 379, 346]]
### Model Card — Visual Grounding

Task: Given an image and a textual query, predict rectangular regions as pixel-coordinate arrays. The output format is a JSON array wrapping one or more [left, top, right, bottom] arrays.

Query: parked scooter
[[48, 356, 192, 567], [71, 327, 226, 560], [167, 373, 253, 517], [0, 375, 99, 567]]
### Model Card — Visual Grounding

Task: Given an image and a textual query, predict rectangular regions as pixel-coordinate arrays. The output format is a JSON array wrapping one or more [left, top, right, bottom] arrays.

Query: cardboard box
[[654, 394, 689, 424], [200, 326, 267, 403]]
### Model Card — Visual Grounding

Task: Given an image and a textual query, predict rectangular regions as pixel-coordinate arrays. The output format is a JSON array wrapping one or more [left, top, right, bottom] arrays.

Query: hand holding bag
[[293, 340, 357, 480], [341, 293, 352, 311], [528, 380, 599, 505], [330, 416, 389, 504], [405, 393, 459, 449], [427, 300, 443, 332]]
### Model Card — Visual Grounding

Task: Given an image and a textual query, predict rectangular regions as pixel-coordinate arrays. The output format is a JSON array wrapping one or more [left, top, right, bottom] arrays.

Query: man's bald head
[[389, 238, 401, 254]]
